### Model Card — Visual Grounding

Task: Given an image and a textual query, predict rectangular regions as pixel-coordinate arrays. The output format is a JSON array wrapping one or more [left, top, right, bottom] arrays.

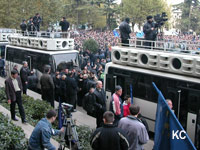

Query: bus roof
[[6, 45, 78, 55], [105, 62, 200, 84]]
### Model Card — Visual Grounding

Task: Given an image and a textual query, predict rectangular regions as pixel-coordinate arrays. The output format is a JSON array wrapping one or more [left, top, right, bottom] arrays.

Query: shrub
[[0, 112, 28, 150], [77, 126, 93, 150], [83, 38, 99, 53]]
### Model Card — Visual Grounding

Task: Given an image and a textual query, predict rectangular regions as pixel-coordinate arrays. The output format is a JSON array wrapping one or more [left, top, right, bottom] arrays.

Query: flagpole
[[130, 84, 133, 104]]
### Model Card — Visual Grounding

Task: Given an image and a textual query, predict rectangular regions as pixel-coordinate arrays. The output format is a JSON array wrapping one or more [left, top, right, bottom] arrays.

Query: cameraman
[[28, 110, 64, 150], [143, 16, 157, 48]]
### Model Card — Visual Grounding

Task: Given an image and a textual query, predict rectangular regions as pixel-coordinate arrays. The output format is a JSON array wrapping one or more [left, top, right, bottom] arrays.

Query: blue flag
[[152, 82, 196, 150], [58, 98, 63, 129], [113, 29, 119, 37]]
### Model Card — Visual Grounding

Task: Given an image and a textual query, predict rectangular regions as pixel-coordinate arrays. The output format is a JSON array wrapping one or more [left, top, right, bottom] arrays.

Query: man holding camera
[[143, 16, 157, 48], [28, 110, 65, 150]]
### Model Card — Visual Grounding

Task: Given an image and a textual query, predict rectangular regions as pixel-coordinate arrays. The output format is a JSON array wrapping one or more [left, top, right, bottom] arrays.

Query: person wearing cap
[[5, 70, 27, 123], [110, 85, 123, 125], [143, 15, 157, 48], [119, 17, 131, 46]]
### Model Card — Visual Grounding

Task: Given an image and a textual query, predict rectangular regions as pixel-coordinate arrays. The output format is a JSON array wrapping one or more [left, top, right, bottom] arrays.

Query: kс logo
[[172, 130, 186, 140]]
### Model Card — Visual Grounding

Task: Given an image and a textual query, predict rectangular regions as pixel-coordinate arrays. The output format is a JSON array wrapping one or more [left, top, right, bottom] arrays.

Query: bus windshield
[[53, 52, 79, 71]]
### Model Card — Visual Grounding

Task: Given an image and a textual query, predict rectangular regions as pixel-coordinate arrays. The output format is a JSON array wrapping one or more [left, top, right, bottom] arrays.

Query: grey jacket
[[40, 73, 54, 90], [118, 116, 149, 150]]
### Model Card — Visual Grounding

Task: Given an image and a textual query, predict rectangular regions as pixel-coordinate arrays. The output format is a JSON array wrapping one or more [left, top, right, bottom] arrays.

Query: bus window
[[105, 74, 116, 93], [32, 53, 52, 73], [53, 53, 79, 71], [0, 45, 5, 58]]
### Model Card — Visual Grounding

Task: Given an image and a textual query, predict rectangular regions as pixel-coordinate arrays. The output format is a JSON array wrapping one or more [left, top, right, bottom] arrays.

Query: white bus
[[104, 39, 200, 148], [5, 33, 79, 91]]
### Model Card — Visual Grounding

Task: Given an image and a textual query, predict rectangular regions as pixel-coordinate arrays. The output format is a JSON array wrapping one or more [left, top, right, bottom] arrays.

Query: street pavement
[[0, 77, 154, 150]]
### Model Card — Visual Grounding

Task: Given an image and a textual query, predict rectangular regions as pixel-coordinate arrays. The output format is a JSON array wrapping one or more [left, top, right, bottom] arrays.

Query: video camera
[[62, 103, 74, 116], [154, 12, 168, 28]]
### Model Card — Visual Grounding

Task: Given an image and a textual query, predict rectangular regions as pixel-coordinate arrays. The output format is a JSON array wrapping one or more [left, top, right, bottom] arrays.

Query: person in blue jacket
[[28, 110, 64, 150]]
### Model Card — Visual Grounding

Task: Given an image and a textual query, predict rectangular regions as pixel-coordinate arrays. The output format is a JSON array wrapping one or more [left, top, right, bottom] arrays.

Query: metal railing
[[16, 30, 71, 39], [128, 38, 200, 55], [0, 28, 16, 33]]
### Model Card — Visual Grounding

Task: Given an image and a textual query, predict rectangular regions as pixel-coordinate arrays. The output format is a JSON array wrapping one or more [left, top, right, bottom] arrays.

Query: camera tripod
[[58, 103, 82, 150]]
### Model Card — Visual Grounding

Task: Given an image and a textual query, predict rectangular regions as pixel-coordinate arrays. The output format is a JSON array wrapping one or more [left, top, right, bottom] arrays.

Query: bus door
[[105, 74, 116, 110], [186, 89, 200, 146]]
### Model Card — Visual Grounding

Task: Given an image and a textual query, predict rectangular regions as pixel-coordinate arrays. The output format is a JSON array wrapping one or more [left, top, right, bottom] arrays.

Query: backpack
[[82, 93, 96, 117]]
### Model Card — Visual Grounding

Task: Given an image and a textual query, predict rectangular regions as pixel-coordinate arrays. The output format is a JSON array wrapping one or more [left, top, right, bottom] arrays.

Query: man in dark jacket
[[33, 13, 42, 31], [53, 72, 61, 102], [27, 17, 35, 33], [119, 18, 131, 46], [27, 71, 38, 92], [94, 81, 106, 128], [20, 61, 30, 95], [40, 66, 55, 108], [20, 19, 27, 35], [143, 16, 157, 48], [5, 70, 27, 123], [66, 71, 78, 110], [59, 17, 70, 32], [82, 87, 96, 117], [90, 111, 129, 150]]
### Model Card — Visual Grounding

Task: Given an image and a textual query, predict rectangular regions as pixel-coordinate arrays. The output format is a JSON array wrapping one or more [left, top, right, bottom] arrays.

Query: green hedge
[[0, 112, 28, 150], [0, 88, 93, 150]]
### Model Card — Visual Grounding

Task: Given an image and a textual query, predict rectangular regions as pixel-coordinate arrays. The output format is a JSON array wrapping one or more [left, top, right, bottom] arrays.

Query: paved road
[[0, 77, 154, 150]]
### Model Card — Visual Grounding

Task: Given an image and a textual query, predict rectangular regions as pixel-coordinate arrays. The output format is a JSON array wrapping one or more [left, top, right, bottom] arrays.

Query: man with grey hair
[[94, 80, 106, 128], [118, 105, 149, 150], [20, 61, 31, 94]]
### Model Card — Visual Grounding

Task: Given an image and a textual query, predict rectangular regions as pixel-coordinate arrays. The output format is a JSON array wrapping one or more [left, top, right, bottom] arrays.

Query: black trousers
[[68, 94, 77, 110], [121, 39, 129, 46], [10, 91, 26, 121], [22, 82, 27, 95], [41, 88, 55, 108], [96, 112, 104, 128]]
